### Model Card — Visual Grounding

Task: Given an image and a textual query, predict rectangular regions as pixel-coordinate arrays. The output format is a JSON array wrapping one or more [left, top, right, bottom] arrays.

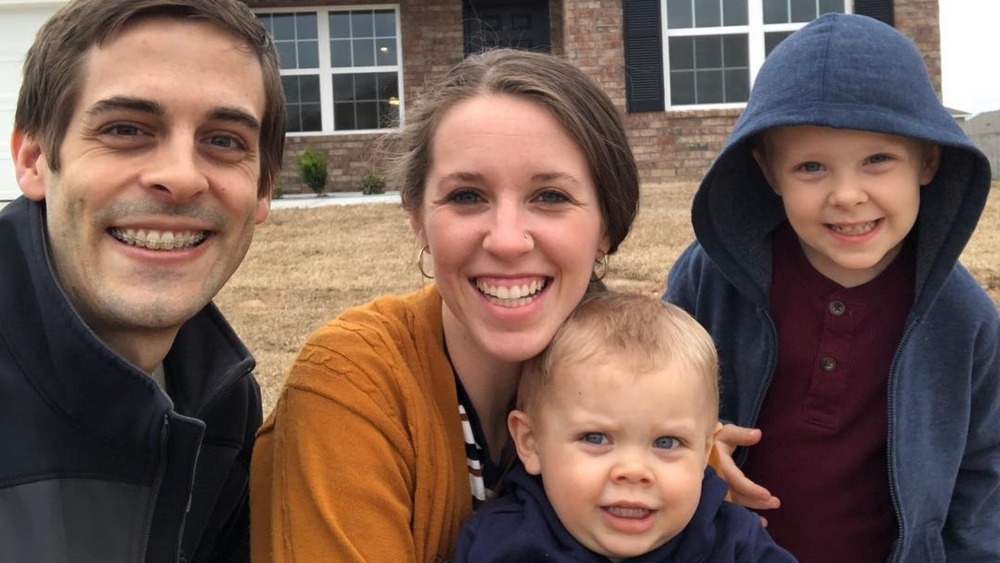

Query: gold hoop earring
[[417, 245, 434, 279], [593, 253, 608, 281]]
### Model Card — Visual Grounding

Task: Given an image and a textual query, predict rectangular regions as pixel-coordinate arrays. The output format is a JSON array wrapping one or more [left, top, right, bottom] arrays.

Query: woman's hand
[[716, 424, 781, 512]]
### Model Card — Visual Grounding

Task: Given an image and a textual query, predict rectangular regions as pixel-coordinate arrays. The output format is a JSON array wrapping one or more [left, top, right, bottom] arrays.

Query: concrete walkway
[[270, 191, 401, 209]]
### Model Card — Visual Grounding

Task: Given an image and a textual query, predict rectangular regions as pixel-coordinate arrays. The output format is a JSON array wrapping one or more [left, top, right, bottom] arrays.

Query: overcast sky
[[940, 0, 1000, 115]]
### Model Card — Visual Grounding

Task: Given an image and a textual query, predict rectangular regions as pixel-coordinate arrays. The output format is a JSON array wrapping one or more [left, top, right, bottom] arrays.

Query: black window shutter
[[854, 0, 894, 26], [623, 0, 664, 112]]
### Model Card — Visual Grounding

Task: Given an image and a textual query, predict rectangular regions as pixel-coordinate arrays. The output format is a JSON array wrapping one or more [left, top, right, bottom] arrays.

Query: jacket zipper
[[139, 414, 170, 561], [886, 319, 917, 563]]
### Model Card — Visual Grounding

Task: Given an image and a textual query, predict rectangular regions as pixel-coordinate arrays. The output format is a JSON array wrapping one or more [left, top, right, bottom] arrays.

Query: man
[[0, 1, 284, 561]]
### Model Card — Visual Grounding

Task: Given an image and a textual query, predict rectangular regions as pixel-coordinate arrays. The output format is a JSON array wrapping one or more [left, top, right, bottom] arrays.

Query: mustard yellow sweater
[[251, 285, 471, 563]]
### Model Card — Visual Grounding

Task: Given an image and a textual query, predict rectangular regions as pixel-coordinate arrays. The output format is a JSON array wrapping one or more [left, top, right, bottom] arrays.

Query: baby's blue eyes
[[580, 433, 680, 449], [654, 436, 679, 449]]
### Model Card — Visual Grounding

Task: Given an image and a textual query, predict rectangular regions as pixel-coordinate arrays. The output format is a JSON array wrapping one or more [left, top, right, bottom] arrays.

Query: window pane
[[330, 13, 351, 38], [694, 36, 722, 68], [334, 102, 356, 130], [356, 102, 378, 129], [300, 75, 320, 103], [722, 34, 747, 67], [669, 37, 695, 70], [333, 75, 355, 101], [724, 68, 749, 102], [376, 39, 397, 66], [374, 10, 396, 36], [790, 0, 816, 22], [694, 0, 721, 27], [352, 12, 374, 38], [667, 0, 693, 29], [696, 69, 723, 103], [819, 0, 844, 15], [723, 0, 747, 25], [379, 72, 399, 97], [302, 103, 322, 131], [281, 75, 300, 102], [331, 39, 352, 67], [670, 71, 696, 105], [298, 40, 319, 69], [277, 43, 297, 69], [271, 13, 295, 40], [355, 73, 377, 100], [765, 31, 793, 56], [763, 0, 788, 24], [297, 14, 317, 40], [353, 39, 375, 66]]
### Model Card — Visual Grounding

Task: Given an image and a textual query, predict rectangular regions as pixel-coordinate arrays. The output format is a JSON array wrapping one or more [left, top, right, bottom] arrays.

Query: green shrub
[[361, 170, 386, 195], [298, 148, 328, 196]]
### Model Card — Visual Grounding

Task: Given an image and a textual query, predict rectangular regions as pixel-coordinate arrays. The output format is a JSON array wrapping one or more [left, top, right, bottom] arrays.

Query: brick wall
[[247, 0, 941, 192]]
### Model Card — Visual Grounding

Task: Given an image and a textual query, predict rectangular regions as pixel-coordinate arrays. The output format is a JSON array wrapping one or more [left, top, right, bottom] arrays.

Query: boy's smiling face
[[754, 125, 940, 288]]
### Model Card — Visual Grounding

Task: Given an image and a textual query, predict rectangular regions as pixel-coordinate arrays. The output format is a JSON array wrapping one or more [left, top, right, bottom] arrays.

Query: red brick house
[[241, 0, 941, 194]]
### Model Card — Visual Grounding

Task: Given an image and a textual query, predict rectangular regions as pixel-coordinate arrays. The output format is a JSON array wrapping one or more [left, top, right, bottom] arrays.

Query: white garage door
[[0, 2, 65, 201]]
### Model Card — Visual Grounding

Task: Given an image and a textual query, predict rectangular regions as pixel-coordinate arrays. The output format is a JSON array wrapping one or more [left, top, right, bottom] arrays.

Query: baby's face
[[753, 125, 940, 288], [524, 360, 718, 560]]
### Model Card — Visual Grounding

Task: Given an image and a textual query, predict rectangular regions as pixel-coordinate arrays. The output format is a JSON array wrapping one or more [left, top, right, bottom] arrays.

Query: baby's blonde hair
[[519, 292, 719, 422]]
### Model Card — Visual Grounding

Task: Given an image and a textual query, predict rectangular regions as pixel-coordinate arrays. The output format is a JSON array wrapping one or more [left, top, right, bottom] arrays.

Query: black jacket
[[0, 197, 262, 563]]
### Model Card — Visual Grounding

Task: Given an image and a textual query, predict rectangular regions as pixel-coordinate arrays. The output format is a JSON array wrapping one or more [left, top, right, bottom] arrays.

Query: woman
[[250, 48, 640, 563]]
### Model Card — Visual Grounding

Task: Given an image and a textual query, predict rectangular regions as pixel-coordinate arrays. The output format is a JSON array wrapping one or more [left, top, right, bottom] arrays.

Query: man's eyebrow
[[86, 96, 164, 119], [209, 107, 262, 133]]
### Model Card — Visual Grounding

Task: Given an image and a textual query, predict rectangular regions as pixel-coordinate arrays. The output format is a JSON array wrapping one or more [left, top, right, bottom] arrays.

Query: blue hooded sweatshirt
[[664, 13, 998, 562], [453, 464, 795, 562]]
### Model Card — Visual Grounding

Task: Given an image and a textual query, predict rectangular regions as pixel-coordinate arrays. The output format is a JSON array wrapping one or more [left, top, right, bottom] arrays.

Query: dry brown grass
[[216, 182, 1000, 415]]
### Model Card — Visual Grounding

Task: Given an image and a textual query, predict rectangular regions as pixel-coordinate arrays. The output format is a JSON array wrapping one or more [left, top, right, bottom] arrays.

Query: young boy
[[452, 292, 795, 562], [664, 13, 997, 563]]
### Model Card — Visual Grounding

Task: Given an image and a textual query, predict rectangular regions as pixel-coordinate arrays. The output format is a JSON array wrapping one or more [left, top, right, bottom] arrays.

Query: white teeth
[[606, 506, 652, 519], [831, 221, 876, 235], [110, 228, 206, 250], [476, 279, 547, 307]]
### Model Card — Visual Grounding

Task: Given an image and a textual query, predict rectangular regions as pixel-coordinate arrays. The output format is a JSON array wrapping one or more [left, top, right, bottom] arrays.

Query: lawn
[[215, 182, 1000, 415]]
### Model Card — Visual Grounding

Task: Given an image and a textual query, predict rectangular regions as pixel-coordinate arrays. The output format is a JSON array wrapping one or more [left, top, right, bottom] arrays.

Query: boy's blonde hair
[[519, 292, 719, 422]]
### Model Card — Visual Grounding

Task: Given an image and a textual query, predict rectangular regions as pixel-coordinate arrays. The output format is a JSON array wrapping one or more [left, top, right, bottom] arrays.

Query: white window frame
[[256, 4, 404, 136], [661, 0, 852, 110]]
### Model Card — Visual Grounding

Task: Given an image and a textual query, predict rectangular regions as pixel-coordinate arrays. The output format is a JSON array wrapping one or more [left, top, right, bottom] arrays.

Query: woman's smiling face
[[412, 94, 608, 365]]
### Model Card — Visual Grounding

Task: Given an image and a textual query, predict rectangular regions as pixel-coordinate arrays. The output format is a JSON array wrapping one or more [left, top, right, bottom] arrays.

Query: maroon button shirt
[[743, 222, 914, 562]]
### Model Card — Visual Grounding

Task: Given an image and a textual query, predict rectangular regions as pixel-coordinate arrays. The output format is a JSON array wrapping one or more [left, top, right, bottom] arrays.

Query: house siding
[[245, 0, 941, 194]]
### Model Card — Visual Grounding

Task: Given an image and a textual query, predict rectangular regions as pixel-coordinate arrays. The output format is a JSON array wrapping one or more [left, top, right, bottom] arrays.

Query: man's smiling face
[[14, 16, 270, 369]]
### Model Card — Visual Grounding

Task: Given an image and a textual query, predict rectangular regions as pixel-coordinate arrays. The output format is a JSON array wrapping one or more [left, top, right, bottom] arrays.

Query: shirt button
[[829, 300, 846, 316], [819, 357, 837, 372]]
